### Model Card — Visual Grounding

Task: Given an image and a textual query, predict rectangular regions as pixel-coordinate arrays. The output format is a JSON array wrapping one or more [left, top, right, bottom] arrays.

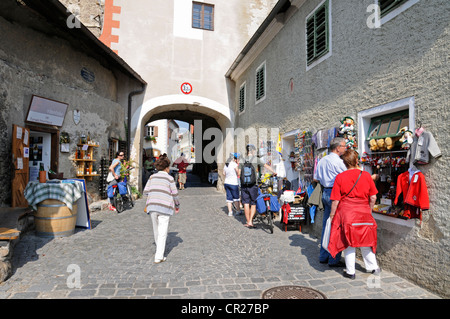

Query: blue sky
[[175, 120, 189, 132]]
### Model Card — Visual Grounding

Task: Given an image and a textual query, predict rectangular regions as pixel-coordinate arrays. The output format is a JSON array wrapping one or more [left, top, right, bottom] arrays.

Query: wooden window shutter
[[256, 64, 265, 101], [306, 0, 329, 65], [239, 84, 245, 113], [154, 126, 158, 137], [108, 138, 114, 162], [367, 110, 409, 140], [119, 140, 127, 159]]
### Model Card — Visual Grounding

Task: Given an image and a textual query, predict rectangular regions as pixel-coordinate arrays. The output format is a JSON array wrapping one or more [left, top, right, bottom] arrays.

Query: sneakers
[[154, 257, 167, 264], [228, 212, 233, 216], [343, 270, 355, 280], [368, 268, 381, 275], [343, 268, 381, 280]]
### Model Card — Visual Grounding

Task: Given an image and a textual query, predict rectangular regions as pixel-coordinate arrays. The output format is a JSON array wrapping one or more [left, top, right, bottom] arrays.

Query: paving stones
[[0, 178, 441, 299]]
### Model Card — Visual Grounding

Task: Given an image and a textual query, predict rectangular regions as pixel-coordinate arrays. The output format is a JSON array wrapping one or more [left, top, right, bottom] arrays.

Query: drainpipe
[[127, 84, 146, 160]]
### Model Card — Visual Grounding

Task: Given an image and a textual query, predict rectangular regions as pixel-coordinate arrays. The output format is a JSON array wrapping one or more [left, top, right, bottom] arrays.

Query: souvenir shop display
[[364, 124, 440, 221], [281, 188, 308, 232], [407, 126, 441, 165], [259, 140, 274, 168], [338, 116, 357, 150], [294, 131, 314, 183], [394, 166, 430, 221]]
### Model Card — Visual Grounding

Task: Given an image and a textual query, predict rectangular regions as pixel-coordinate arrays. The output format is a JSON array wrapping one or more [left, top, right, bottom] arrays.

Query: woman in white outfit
[[223, 153, 241, 216]]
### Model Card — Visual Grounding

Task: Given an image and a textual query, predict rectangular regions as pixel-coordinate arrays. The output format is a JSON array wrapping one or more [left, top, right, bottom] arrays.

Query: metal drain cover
[[262, 285, 327, 299]]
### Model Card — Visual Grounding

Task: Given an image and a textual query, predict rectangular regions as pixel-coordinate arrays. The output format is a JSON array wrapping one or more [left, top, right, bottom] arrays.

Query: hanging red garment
[[282, 203, 291, 224], [394, 170, 429, 220]]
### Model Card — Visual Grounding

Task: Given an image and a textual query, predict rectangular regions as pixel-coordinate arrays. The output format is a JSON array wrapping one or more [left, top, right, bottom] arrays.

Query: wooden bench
[[0, 207, 34, 240]]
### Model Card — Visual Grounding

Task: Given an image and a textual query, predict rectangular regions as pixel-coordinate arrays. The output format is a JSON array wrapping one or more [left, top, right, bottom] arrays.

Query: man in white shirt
[[314, 137, 347, 267]]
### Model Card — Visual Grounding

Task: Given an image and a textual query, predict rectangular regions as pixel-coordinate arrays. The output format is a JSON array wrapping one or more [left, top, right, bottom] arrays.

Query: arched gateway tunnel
[[130, 94, 235, 191]]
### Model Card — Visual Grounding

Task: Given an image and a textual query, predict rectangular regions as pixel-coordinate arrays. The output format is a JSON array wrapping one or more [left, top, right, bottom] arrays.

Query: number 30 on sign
[[181, 82, 192, 94]]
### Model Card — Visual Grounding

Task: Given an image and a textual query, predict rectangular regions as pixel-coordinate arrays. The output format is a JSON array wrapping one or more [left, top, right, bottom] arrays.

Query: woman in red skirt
[[328, 149, 380, 279]]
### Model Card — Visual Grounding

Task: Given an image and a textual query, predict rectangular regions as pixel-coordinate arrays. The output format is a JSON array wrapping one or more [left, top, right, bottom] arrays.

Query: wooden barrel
[[35, 199, 78, 237]]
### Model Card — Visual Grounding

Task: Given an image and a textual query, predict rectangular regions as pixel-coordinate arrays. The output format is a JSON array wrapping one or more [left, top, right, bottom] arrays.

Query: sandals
[[244, 224, 256, 228]]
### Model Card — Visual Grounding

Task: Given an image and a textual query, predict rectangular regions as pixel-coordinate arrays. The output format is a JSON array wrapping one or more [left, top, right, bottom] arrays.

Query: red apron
[[328, 197, 377, 258]]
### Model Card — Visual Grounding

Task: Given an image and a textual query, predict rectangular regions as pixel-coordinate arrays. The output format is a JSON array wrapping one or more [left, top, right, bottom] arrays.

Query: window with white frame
[[358, 97, 415, 156], [376, 0, 420, 25], [358, 97, 416, 227], [306, 0, 332, 70], [146, 126, 158, 137], [255, 62, 266, 103], [239, 82, 246, 113]]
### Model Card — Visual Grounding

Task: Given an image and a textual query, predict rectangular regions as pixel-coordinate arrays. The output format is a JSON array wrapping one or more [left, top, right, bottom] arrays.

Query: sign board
[[181, 82, 193, 94], [288, 205, 305, 221], [26, 95, 68, 127]]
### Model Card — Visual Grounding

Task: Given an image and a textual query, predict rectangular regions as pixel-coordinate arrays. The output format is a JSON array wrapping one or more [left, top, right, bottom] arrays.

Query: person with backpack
[[239, 144, 277, 228]]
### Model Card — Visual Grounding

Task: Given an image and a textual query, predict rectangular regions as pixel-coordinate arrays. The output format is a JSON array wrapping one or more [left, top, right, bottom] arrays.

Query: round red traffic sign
[[181, 82, 192, 94]]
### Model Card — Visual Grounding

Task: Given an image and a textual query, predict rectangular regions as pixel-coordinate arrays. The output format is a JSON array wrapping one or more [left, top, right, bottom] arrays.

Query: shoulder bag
[[341, 170, 362, 199]]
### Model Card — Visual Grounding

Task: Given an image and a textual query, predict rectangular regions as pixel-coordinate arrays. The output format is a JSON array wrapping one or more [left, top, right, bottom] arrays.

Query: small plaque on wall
[[81, 67, 95, 83]]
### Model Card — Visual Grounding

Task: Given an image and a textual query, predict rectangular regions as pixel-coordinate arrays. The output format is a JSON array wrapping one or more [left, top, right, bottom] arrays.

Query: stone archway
[[129, 94, 235, 190]]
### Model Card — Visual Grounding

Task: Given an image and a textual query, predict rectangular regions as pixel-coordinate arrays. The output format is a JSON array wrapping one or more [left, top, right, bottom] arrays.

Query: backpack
[[240, 160, 256, 186]]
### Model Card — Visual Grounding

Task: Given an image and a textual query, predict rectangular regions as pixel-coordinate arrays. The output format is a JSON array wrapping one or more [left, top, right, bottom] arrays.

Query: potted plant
[[144, 135, 157, 143], [60, 132, 70, 152]]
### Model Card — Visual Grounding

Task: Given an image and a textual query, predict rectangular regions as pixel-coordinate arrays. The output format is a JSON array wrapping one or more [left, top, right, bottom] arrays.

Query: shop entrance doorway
[[282, 131, 300, 192], [28, 131, 51, 182]]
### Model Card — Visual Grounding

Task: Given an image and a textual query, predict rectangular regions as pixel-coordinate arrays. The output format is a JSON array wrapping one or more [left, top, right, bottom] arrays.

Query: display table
[[24, 180, 91, 235], [208, 172, 218, 184], [24, 180, 83, 211]]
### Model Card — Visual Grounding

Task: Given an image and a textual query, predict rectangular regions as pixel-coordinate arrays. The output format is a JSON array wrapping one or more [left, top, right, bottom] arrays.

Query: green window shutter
[[239, 85, 245, 113], [256, 64, 265, 101], [367, 110, 409, 140], [306, 0, 329, 66], [379, 0, 409, 18]]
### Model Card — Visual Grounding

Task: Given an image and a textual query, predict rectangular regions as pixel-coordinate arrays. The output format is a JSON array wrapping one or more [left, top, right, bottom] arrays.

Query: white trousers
[[150, 212, 171, 262], [343, 246, 379, 275]]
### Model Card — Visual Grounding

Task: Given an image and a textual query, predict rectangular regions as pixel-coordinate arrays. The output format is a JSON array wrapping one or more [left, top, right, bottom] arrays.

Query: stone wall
[[231, 0, 449, 297], [0, 4, 138, 205]]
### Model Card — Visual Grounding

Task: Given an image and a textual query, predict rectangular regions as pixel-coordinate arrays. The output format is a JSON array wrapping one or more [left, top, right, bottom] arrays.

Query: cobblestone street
[[0, 176, 441, 300]]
